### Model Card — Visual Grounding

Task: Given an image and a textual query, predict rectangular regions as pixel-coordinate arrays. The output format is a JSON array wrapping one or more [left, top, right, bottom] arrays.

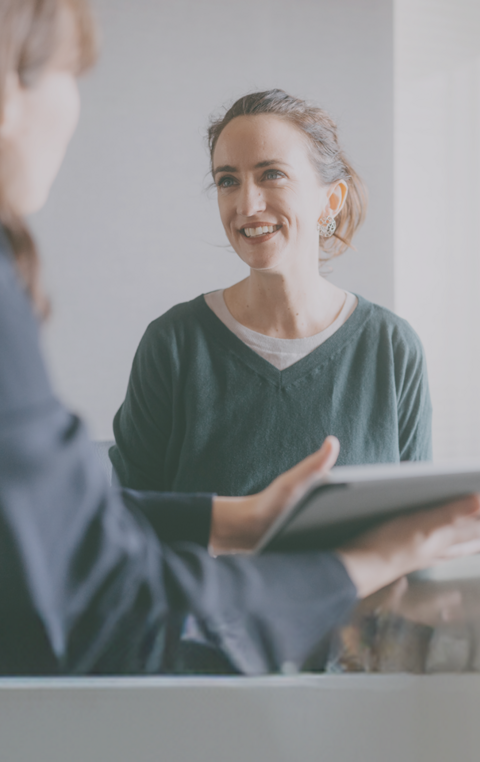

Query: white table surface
[[1, 673, 479, 762]]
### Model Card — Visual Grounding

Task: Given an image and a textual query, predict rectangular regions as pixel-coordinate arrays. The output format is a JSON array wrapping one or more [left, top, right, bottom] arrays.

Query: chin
[[234, 245, 280, 269], [240, 253, 285, 271]]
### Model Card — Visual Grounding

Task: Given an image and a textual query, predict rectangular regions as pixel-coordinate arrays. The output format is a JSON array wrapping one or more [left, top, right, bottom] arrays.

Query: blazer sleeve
[[121, 489, 213, 547], [0, 241, 357, 675]]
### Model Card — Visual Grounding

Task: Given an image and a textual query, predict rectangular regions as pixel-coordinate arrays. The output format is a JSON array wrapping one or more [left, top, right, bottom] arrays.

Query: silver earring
[[317, 215, 336, 238]]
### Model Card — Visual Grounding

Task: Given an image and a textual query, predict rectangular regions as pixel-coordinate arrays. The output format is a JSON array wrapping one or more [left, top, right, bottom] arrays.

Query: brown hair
[[207, 89, 368, 259], [0, 0, 98, 316]]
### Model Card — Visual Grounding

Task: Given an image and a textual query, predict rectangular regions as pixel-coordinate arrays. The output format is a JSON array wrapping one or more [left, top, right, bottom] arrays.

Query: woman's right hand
[[338, 495, 480, 599]]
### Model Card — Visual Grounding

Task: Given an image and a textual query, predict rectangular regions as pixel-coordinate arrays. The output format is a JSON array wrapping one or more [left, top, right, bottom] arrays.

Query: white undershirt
[[204, 289, 358, 370]]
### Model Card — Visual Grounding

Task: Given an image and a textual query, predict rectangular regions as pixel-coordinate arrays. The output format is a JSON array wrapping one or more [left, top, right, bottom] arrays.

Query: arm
[[0, 248, 357, 674], [110, 320, 175, 491], [2, 248, 479, 674], [394, 323, 433, 461], [121, 489, 213, 547], [1, 408, 358, 675]]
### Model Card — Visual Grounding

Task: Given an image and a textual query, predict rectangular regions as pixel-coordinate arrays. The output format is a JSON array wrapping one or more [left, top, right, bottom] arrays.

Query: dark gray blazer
[[0, 229, 356, 675]]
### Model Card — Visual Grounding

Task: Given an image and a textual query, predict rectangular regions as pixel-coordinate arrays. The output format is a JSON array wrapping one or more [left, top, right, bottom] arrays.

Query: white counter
[[1, 673, 479, 762]]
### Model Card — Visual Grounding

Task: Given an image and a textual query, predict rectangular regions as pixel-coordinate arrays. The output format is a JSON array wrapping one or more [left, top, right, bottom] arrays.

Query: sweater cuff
[[121, 489, 213, 548]]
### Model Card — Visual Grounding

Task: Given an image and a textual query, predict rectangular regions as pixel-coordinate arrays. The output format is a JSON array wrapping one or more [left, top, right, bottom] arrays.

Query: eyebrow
[[213, 160, 289, 176]]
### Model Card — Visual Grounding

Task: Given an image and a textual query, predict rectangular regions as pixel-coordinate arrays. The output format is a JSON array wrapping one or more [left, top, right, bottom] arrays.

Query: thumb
[[289, 436, 340, 484]]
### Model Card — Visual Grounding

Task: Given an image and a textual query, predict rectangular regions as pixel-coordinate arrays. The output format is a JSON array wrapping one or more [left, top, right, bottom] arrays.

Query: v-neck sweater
[[204, 289, 358, 370], [110, 293, 432, 496]]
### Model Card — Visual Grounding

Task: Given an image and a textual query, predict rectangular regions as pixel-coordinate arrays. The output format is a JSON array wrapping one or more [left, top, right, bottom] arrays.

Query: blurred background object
[[328, 576, 480, 674]]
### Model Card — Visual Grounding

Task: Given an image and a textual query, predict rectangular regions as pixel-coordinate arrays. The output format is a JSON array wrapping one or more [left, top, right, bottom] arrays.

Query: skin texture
[[213, 114, 349, 339], [0, 8, 80, 216], [2, 12, 480, 603], [337, 494, 480, 598]]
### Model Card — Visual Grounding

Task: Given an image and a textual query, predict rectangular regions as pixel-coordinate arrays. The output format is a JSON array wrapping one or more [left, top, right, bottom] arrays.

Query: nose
[[236, 178, 266, 217]]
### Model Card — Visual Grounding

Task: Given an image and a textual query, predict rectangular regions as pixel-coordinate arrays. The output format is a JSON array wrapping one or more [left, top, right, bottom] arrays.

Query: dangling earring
[[317, 215, 336, 238]]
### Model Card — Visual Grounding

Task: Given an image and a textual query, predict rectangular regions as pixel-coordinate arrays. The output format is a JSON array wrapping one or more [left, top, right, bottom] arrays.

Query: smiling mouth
[[241, 224, 281, 238]]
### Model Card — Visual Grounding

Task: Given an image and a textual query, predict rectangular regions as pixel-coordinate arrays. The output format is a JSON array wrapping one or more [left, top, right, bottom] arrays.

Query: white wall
[[31, 0, 394, 438], [395, 0, 480, 460]]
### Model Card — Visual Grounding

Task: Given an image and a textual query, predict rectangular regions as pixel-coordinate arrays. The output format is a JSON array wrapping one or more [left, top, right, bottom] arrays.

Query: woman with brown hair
[[110, 91, 432, 498], [1, 0, 479, 677]]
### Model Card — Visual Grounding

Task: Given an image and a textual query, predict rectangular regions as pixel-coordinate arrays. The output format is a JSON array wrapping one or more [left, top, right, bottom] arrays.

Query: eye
[[263, 169, 285, 181], [217, 175, 238, 189]]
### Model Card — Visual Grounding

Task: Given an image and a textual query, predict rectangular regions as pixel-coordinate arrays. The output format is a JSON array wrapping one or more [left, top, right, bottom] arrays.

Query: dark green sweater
[[110, 294, 432, 496]]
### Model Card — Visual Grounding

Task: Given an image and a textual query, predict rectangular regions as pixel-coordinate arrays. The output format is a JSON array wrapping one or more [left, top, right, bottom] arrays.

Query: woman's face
[[213, 114, 343, 274], [0, 9, 81, 216]]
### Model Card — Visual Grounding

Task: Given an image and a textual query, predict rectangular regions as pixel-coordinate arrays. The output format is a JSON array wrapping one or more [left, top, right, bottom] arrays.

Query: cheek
[[38, 76, 79, 166], [0, 73, 80, 215], [24, 75, 79, 207], [217, 197, 234, 234]]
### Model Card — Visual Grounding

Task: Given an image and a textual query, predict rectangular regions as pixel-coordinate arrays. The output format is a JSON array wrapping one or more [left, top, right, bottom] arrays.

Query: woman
[[0, 0, 478, 677], [110, 91, 431, 497]]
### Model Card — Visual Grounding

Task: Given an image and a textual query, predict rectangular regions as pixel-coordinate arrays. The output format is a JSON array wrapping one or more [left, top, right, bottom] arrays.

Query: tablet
[[256, 460, 480, 553]]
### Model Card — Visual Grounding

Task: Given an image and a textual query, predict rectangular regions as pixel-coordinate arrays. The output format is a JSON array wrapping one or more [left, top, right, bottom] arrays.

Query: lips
[[240, 224, 281, 238]]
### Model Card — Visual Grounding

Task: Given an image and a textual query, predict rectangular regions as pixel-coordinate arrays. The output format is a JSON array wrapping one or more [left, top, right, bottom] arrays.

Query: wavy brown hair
[[207, 89, 368, 260], [0, 0, 97, 316]]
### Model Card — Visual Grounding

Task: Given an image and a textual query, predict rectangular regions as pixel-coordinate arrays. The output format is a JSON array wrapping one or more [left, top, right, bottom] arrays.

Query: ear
[[0, 73, 23, 140], [324, 180, 349, 218]]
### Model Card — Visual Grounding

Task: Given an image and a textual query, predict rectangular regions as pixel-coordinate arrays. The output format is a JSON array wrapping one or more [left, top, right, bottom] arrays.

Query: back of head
[[208, 89, 368, 260], [0, 0, 97, 315]]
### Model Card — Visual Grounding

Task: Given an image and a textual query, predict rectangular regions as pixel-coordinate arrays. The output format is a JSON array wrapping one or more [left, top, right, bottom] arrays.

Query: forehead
[[213, 114, 312, 169]]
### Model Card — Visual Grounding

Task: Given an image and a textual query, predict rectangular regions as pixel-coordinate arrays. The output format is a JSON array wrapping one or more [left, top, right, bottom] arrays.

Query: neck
[[224, 253, 347, 339]]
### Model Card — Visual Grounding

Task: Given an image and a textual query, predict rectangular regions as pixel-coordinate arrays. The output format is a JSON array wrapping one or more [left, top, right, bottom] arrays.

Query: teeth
[[243, 225, 276, 238]]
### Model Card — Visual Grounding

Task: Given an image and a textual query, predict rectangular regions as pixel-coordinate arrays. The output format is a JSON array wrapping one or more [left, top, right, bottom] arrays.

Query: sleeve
[[394, 321, 433, 461], [110, 321, 174, 491], [0, 248, 357, 675], [121, 489, 213, 547]]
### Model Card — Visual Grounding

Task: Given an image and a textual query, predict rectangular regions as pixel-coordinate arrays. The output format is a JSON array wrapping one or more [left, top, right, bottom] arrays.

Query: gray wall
[[395, 0, 480, 460], [32, 0, 394, 438]]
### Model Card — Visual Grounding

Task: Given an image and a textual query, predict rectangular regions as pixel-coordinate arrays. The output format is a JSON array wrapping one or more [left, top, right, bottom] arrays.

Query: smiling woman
[[2, 0, 480, 681], [109, 89, 433, 497]]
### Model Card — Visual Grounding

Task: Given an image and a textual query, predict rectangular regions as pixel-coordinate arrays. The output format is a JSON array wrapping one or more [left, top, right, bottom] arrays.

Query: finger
[[425, 514, 480, 561], [441, 539, 480, 559], [287, 436, 340, 483], [445, 494, 480, 517], [417, 494, 480, 535]]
